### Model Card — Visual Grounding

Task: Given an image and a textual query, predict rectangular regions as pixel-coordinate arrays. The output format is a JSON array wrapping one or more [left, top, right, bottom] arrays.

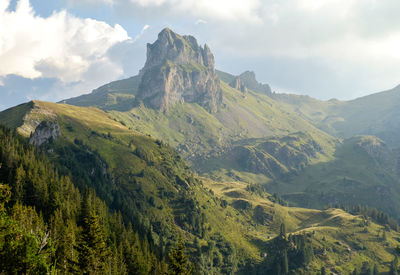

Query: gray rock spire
[[136, 28, 222, 112]]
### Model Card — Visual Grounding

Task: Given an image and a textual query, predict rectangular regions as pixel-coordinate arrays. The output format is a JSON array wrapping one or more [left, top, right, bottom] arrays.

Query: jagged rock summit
[[136, 28, 222, 112], [230, 71, 272, 96]]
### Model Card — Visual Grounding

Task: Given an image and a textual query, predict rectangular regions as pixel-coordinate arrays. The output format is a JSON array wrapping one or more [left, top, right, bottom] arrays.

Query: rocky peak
[[232, 70, 272, 96], [141, 28, 215, 73], [239, 71, 257, 82], [137, 28, 222, 113]]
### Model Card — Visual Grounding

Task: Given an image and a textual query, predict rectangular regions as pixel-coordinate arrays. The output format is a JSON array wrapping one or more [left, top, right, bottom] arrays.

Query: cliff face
[[229, 77, 248, 94], [136, 28, 222, 113], [29, 120, 60, 146]]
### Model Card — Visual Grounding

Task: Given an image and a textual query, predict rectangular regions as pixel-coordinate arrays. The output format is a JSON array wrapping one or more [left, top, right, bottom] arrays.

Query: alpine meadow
[[1, 1, 400, 274]]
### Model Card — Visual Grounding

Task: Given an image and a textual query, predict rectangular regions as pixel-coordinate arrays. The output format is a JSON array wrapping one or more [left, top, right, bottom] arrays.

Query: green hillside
[[195, 131, 335, 180], [107, 81, 334, 163], [268, 136, 400, 219], [64, 75, 141, 111], [61, 68, 400, 227], [204, 179, 400, 274], [2, 100, 400, 273]]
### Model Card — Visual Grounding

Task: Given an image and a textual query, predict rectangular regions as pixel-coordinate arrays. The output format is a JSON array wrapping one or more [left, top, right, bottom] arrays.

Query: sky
[[1, 0, 400, 110]]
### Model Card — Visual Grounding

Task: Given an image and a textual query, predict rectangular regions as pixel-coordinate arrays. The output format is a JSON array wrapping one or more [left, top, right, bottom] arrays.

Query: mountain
[[61, 28, 400, 219], [0, 100, 260, 273], [0, 101, 399, 274], [65, 30, 333, 164], [274, 84, 400, 148], [2, 98, 400, 273], [3, 28, 400, 274], [269, 136, 400, 218], [66, 28, 222, 113]]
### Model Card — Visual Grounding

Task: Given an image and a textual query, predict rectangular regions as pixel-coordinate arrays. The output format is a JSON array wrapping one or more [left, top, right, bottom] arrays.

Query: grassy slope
[[204, 179, 400, 274], [64, 75, 140, 111], [0, 101, 269, 261], [195, 131, 336, 184], [267, 135, 400, 220], [59, 71, 400, 223], [110, 81, 335, 163], [0, 101, 34, 129], [1, 100, 400, 273], [60, 75, 400, 222]]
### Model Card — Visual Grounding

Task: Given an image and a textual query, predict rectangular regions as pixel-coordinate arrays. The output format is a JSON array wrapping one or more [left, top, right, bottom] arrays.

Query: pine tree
[[76, 210, 110, 274], [282, 249, 289, 275], [0, 184, 50, 274], [368, 265, 373, 275], [391, 256, 399, 275], [280, 223, 286, 238], [276, 260, 282, 275], [168, 240, 192, 275]]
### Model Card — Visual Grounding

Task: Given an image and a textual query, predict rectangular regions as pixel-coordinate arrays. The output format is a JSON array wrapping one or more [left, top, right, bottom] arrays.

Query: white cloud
[[117, 0, 262, 22], [0, 0, 130, 83], [67, 0, 114, 5], [133, 24, 150, 42], [195, 19, 207, 25]]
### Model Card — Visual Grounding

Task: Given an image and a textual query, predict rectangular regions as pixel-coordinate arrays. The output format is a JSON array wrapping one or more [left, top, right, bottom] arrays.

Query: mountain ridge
[[3, 27, 400, 274]]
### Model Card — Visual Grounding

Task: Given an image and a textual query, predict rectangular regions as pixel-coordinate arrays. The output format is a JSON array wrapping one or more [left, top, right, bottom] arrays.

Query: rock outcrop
[[229, 77, 248, 94], [29, 120, 60, 146], [233, 71, 272, 96], [136, 28, 222, 113]]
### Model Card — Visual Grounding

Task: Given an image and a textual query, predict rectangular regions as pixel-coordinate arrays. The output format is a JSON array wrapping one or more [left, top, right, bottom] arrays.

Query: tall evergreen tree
[[0, 184, 50, 274], [168, 241, 192, 275], [391, 256, 399, 275], [75, 210, 110, 274], [280, 223, 286, 238], [282, 249, 289, 275]]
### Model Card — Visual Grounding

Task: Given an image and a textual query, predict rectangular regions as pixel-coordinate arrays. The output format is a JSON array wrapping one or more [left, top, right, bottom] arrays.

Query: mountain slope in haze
[[330, 85, 400, 147], [2, 101, 400, 274], [274, 85, 400, 148]]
